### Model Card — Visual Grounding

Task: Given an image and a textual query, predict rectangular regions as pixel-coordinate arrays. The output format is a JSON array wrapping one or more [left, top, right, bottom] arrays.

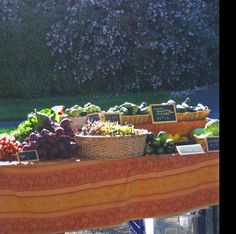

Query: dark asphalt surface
[[0, 85, 219, 129], [0, 120, 22, 129]]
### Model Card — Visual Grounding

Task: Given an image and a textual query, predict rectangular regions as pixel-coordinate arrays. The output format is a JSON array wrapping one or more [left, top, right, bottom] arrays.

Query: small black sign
[[150, 104, 177, 123], [206, 136, 219, 152], [87, 113, 100, 122], [17, 150, 39, 162], [104, 112, 121, 124]]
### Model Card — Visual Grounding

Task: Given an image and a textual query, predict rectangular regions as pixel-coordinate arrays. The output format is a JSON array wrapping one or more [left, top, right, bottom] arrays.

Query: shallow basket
[[189, 130, 207, 151], [121, 114, 152, 125], [75, 132, 148, 160], [176, 109, 211, 121], [68, 116, 88, 130]]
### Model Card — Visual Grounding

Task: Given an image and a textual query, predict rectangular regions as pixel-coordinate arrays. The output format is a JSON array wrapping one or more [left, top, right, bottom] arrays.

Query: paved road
[[0, 120, 22, 129]]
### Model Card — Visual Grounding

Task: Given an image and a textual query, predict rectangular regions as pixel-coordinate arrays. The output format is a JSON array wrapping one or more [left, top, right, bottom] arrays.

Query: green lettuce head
[[204, 119, 220, 136]]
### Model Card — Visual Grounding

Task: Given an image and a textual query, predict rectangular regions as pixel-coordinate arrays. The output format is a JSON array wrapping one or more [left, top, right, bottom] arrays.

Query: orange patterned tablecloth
[[0, 153, 219, 234]]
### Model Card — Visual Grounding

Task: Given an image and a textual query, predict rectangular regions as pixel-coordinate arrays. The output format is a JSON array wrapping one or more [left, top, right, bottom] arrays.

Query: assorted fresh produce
[[0, 136, 22, 161], [0, 99, 219, 162], [14, 108, 62, 142], [163, 98, 209, 113], [161, 98, 208, 113], [204, 119, 219, 136], [192, 119, 220, 138], [145, 131, 176, 155], [80, 121, 147, 136], [107, 102, 150, 115], [21, 118, 79, 160], [65, 103, 101, 117], [145, 131, 194, 155]]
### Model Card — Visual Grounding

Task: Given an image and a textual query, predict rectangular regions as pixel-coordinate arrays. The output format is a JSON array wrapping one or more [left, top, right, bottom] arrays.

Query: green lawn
[[0, 128, 15, 137], [0, 91, 177, 121]]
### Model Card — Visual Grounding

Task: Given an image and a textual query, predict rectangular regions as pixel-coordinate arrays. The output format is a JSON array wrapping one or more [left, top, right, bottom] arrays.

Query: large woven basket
[[68, 116, 88, 130], [75, 132, 148, 160], [121, 114, 152, 125], [176, 109, 211, 121]]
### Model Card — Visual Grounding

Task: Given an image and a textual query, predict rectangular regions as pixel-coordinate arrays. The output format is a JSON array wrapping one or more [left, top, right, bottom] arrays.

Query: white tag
[[176, 144, 205, 155]]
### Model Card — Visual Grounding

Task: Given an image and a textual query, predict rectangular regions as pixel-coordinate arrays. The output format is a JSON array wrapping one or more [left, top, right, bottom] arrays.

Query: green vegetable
[[152, 138, 162, 148], [119, 102, 136, 109], [14, 108, 59, 142], [145, 144, 154, 154], [84, 102, 92, 108], [194, 106, 202, 112], [155, 147, 165, 154], [80, 111, 88, 116], [204, 119, 219, 136], [66, 103, 101, 117], [167, 100, 176, 105], [113, 105, 119, 111], [130, 105, 139, 115], [156, 131, 168, 143], [120, 107, 129, 115], [188, 106, 196, 112], [84, 104, 101, 114], [197, 103, 206, 111], [139, 102, 148, 109], [164, 139, 175, 153], [192, 128, 205, 136], [140, 106, 150, 114], [71, 108, 81, 117], [176, 104, 186, 113], [181, 102, 189, 109]]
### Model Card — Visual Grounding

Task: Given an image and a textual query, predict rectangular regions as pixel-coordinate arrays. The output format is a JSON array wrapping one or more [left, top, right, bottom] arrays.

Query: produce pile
[[165, 98, 209, 113], [145, 131, 192, 155], [192, 119, 220, 137], [65, 103, 101, 117], [14, 108, 63, 142], [80, 121, 147, 136], [21, 118, 79, 160], [0, 99, 217, 162], [0, 136, 22, 161], [107, 102, 150, 115], [145, 131, 176, 155]]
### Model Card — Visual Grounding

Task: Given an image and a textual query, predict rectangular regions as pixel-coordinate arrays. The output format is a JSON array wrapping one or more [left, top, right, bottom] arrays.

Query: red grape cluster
[[0, 136, 22, 161], [22, 119, 80, 160]]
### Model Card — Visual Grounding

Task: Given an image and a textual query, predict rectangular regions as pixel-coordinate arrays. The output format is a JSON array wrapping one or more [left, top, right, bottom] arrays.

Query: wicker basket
[[121, 114, 152, 125], [189, 129, 207, 151], [176, 109, 211, 121], [68, 116, 88, 130], [75, 132, 148, 160]]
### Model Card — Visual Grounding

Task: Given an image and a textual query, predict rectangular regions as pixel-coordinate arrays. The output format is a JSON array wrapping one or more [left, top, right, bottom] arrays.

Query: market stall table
[[136, 119, 208, 135], [0, 152, 219, 234]]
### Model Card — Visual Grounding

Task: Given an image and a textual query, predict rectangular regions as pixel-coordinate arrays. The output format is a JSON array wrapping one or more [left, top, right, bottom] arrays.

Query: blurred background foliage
[[0, 0, 219, 98]]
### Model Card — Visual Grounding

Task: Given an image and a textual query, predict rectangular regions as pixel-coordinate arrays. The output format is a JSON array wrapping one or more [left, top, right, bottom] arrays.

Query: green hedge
[[0, 0, 219, 98]]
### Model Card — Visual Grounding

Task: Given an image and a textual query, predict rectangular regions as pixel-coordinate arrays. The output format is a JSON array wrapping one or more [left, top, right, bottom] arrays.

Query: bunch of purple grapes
[[22, 119, 80, 160]]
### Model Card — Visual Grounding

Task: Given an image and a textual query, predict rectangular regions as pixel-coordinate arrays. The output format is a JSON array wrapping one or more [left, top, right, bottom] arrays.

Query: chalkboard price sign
[[150, 104, 177, 123], [87, 113, 100, 122], [206, 136, 219, 152], [104, 112, 121, 124], [17, 150, 39, 162]]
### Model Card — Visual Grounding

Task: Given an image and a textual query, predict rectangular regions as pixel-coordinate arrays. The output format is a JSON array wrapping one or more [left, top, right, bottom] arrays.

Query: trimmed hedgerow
[[0, 0, 218, 98]]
